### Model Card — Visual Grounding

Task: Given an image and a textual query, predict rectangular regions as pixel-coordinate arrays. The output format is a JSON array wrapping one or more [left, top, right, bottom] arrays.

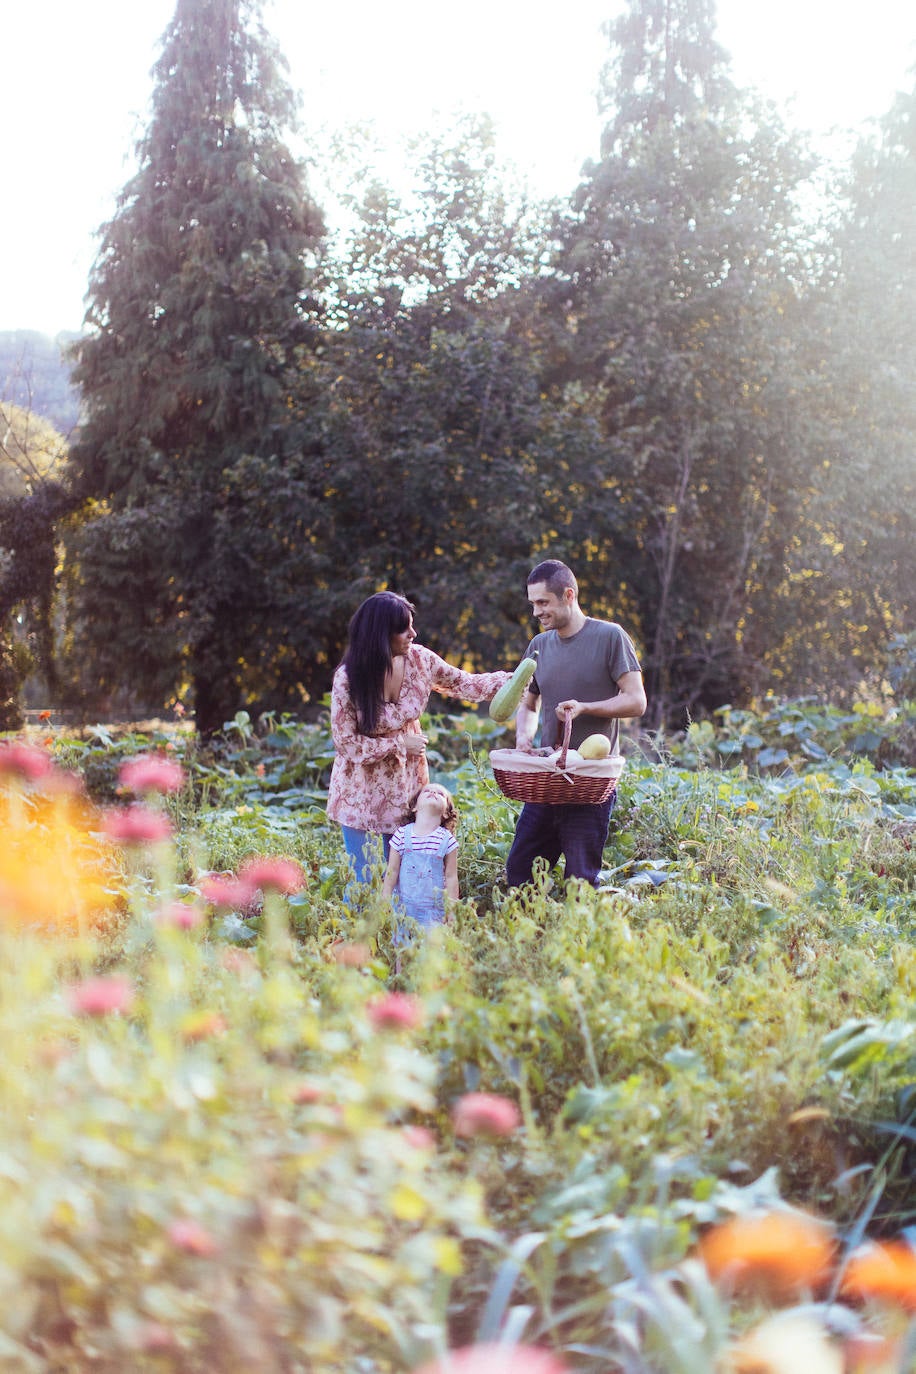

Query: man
[[505, 559, 647, 888]]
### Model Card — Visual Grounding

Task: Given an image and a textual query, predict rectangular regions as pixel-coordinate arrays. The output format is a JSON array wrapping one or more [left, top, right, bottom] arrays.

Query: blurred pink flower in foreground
[[220, 946, 258, 975], [291, 1080, 322, 1104], [134, 1322, 178, 1353], [43, 768, 85, 798], [413, 1344, 566, 1374], [238, 855, 306, 894], [367, 992, 423, 1030], [67, 975, 135, 1017], [451, 1093, 521, 1139], [403, 1125, 437, 1151], [101, 804, 173, 845], [199, 873, 259, 911], [156, 901, 204, 931], [167, 1219, 219, 1257], [330, 939, 371, 967], [119, 754, 185, 794], [0, 742, 53, 782]]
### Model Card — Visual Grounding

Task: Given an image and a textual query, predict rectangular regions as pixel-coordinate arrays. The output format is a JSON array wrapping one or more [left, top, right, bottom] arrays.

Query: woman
[[326, 592, 510, 889]]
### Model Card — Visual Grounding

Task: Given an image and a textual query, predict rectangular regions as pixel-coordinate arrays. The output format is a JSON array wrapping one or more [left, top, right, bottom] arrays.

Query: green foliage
[[887, 632, 916, 705], [0, 401, 68, 499], [672, 697, 916, 773], [0, 929, 489, 1370], [0, 480, 73, 726], [0, 404, 72, 727], [1, 695, 915, 1365]]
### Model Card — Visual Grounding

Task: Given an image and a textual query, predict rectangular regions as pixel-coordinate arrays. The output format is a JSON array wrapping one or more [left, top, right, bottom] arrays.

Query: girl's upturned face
[[390, 613, 416, 657], [417, 784, 450, 817]]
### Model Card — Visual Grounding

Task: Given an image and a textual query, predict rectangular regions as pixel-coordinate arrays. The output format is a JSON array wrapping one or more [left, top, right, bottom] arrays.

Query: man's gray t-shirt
[[523, 618, 642, 752]]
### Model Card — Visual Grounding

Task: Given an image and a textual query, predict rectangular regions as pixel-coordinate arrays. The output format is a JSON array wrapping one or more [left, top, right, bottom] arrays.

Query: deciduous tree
[[0, 404, 71, 725], [776, 77, 916, 698], [544, 0, 817, 725], [305, 119, 593, 671]]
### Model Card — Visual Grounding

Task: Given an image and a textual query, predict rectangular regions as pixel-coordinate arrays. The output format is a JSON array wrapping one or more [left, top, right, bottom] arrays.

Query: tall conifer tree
[[68, 0, 323, 732]]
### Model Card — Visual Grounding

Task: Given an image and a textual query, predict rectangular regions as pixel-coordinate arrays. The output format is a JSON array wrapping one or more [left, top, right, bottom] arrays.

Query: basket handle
[[557, 708, 573, 768]]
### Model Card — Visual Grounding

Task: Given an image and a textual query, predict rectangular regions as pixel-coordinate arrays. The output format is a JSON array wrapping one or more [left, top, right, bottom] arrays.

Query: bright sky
[[3, 0, 914, 336]]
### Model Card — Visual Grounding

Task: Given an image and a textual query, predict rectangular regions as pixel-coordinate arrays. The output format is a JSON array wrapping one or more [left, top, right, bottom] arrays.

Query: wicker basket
[[490, 713, 625, 806]]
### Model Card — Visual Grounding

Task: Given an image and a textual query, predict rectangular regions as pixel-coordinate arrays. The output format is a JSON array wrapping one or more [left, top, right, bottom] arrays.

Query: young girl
[[382, 783, 459, 928]]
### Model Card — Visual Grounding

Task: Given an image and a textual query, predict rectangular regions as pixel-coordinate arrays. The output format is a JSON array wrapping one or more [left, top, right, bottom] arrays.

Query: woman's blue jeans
[[340, 826, 391, 896]]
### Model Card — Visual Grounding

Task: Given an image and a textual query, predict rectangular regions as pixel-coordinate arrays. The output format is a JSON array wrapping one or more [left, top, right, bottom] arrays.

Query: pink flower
[[156, 901, 204, 931], [0, 742, 53, 781], [167, 1219, 218, 1257], [119, 754, 185, 794], [403, 1125, 437, 1151], [134, 1323, 178, 1353], [67, 975, 135, 1017], [44, 768, 85, 798], [101, 804, 173, 845], [291, 1080, 322, 1104], [412, 1345, 566, 1374], [238, 856, 306, 894], [199, 873, 259, 911], [329, 940, 371, 967], [220, 947, 258, 974], [451, 1093, 521, 1139], [367, 992, 423, 1030]]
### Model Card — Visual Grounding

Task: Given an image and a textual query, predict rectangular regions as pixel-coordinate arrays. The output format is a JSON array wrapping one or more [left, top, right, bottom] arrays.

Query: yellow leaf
[[433, 1236, 464, 1276], [787, 1107, 831, 1126], [389, 1184, 427, 1222]]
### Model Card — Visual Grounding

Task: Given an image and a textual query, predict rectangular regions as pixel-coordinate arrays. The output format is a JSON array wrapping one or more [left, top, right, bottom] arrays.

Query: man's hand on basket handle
[[555, 700, 583, 722], [556, 675, 648, 724]]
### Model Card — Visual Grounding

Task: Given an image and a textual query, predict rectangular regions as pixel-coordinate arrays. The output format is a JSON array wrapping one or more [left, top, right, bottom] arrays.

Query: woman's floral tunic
[[326, 645, 509, 833]]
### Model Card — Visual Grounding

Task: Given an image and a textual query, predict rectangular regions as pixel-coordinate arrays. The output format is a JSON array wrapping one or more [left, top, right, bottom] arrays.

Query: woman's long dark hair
[[342, 592, 414, 736]]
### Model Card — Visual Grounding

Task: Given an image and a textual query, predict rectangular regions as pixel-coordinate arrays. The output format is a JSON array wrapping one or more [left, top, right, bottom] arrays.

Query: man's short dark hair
[[527, 560, 578, 598]]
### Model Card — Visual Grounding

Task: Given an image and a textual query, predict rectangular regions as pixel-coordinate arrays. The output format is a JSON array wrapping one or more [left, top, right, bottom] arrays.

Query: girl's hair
[[342, 592, 414, 736], [406, 785, 458, 835]]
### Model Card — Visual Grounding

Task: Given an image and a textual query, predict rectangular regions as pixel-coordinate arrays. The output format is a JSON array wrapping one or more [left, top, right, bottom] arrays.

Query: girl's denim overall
[[395, 824, 451, 928]]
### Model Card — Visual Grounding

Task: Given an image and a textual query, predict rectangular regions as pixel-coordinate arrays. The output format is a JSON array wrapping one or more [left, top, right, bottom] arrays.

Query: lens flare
[[0, 793, 116, 931]]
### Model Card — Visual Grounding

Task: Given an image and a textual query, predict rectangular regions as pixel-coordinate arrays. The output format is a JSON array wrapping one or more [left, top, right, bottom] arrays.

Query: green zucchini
[[489, 651, 538, 722]]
